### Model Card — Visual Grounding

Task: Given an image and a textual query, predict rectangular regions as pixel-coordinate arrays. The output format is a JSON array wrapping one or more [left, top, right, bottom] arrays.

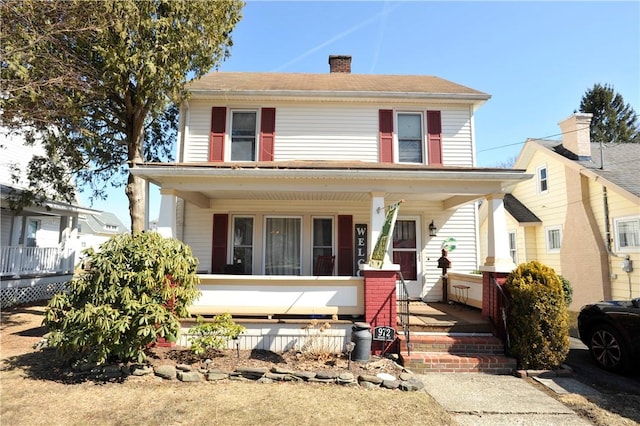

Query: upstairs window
[[397, 113, 423, 163], [615, 217, 640, 251], [508, 231, 518, 265], [231, 111, 257, 161], [537, 165, 548, 193]]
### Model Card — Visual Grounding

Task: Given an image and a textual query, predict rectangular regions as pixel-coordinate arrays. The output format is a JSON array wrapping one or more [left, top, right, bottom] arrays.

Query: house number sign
[[373, 326, 396, 341]]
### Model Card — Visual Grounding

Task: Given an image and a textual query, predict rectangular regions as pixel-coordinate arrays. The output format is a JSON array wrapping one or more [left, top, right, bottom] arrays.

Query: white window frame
[[390, 216, 422, 284], [312, 216, 335, 274], [263, 215, 303, 276], [614, 216, 640, 252], [231, 215, 255, 274], [545, 225, 562, 252], [537, 164, 548, 194], [395, 112, 425, 164], [229, 109, 258, 162], [508, 230, 518, 265]]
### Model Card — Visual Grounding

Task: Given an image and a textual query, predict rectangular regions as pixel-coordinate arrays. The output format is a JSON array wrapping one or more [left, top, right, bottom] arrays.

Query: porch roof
[[0, 184, 97, 216], [132, 161, 532, 209]]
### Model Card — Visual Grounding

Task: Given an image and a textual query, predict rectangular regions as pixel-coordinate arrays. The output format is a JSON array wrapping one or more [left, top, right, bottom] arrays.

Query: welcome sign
[[369, 200, 403, 269]]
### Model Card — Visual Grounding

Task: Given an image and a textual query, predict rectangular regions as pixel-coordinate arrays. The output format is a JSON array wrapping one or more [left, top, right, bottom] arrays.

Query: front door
[[392, 218, 421, 297]]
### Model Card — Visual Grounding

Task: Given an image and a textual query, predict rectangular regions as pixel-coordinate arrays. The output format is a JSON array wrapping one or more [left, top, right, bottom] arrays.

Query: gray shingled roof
[[536, 140, 640, 198], [186, 72, 490, 100], [81, 211, 127, 235], [504, 194, 541, 224]]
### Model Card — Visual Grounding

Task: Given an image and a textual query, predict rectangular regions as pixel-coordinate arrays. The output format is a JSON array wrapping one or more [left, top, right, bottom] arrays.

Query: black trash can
[[351, 322, 372, 362]]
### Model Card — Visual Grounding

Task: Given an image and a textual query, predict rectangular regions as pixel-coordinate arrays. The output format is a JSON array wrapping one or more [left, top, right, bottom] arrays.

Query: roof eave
[[188, 89, 491, 103]]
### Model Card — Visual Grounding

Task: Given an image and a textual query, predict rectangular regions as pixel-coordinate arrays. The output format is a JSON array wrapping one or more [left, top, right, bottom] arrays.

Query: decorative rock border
[[72, 361, 425, 391]]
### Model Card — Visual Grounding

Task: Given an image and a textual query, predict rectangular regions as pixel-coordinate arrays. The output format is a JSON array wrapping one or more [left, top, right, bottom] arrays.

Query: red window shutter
[[379, 109, 394, 163], [209, 107, 226, 162], [337, 215, 354, 276], [211, 214, 228, 273], [259, 108, 276, 161], [427, 110, 442, 165]]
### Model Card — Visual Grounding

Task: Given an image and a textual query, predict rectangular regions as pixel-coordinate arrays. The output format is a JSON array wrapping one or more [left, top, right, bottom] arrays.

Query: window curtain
[[265, 218, 301, 275]]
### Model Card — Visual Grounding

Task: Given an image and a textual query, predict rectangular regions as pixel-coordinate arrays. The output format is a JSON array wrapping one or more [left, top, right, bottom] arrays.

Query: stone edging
[[73, 361, 425, 391]]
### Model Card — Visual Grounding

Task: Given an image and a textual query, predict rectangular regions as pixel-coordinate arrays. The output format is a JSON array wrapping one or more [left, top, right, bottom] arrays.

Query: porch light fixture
[[429, 220, 437, 237]]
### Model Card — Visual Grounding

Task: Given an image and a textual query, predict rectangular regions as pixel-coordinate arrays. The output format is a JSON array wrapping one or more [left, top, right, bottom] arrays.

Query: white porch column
[[481, 194, 515, 272], [157, 190, 177, 238], [369, 192, 388, 263], [58, 216, 70, 243]]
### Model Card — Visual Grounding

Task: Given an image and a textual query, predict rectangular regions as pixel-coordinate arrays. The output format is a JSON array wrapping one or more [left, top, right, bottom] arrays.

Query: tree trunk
[[127, 110, 147, 234], [126, 169, 146, 233]]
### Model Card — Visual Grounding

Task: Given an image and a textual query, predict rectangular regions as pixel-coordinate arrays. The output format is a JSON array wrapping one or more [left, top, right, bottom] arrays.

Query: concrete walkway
[[416, 373, 591, 425]]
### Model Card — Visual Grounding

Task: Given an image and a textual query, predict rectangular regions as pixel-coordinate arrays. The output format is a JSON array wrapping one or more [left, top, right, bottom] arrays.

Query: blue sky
[[83, 1, 640, 230]]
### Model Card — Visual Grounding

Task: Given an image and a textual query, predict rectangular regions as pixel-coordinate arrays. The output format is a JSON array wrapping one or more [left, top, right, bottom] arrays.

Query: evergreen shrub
[[505, 261, 570, 369], [44, 232, 201, 364]]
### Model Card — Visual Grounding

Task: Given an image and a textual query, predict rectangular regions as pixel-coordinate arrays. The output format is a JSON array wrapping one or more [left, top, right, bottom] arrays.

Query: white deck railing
[[0, 246, 75, 277], [191, 274, 365, 317]]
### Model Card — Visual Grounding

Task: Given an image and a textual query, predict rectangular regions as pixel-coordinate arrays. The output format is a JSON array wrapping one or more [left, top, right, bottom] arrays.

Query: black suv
[[578, 297, 640, 373]]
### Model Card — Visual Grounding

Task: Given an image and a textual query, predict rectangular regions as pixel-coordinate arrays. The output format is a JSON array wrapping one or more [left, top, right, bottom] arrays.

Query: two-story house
[[132, 56, 529, 327], [479, 113, 640, 310]]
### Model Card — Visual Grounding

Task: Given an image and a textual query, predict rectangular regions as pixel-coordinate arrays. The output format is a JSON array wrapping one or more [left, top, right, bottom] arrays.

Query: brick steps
[[401, 352, 517, 374], [398, 334, 517, 374]]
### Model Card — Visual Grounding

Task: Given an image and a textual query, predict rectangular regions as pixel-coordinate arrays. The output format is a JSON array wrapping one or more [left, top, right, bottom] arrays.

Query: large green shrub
[[505, 261, 570, 369], [44, 232, 201, 364]]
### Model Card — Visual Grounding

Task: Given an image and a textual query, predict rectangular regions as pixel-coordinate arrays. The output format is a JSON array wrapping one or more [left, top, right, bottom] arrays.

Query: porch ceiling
[[131, 162, 532, 209]]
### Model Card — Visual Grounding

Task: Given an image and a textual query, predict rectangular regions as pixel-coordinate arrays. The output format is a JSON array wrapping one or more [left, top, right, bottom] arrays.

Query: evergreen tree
[[579, 83, 640, 144]]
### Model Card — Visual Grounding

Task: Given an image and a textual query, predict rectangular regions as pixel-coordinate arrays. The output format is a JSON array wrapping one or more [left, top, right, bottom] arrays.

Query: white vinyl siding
[[422, 204, 478, 301], [182, 203, 214, 272], [1, 211, 14, 246], [440, 106, 474, 166], [183, 100, 213, 162], [274, 106, 378, 162], [183, 102, 475, 165]]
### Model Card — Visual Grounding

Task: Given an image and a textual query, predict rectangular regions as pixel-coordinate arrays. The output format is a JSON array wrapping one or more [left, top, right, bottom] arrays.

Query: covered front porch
[[0, 184, 95, 307], [133, 161, 529, 299]]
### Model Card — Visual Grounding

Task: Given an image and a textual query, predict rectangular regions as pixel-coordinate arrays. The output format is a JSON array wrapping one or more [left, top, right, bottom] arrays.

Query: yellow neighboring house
[[480, 113, 640, 310]]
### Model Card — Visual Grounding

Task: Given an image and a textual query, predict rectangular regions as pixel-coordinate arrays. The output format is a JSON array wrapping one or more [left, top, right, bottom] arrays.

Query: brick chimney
[[328, 55, 352, 73], [558, 113, 593, 160]]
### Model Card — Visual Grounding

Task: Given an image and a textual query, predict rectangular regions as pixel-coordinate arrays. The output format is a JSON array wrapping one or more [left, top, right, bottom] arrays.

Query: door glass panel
[[392, 220, 417, 280], [312, 218, 333, 270], [232, 217, 253, 274]]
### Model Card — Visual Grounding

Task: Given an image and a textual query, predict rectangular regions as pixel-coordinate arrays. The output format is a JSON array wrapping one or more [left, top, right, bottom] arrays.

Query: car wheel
[[588, 324, 629, 372]]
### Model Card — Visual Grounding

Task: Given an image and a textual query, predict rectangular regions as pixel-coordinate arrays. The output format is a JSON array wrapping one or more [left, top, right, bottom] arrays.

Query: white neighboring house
[[77, 211, 128, 254], [0, 128, 126, 307]]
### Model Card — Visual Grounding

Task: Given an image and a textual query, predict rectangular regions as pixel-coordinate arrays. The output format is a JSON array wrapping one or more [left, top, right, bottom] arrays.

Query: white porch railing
[[0, 246, 75, 277], [191, 274, 365, 317], [447, 272, 483, 309]]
